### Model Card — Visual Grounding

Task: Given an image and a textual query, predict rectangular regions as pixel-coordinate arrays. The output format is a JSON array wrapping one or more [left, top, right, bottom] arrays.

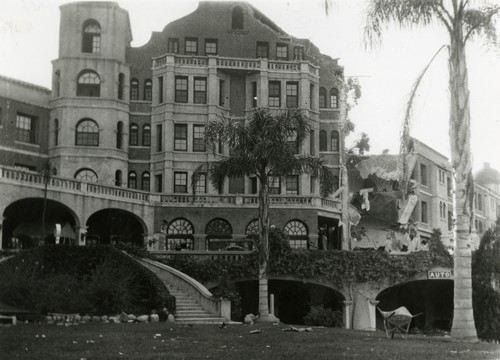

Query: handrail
[[135, 257, 231, 321]]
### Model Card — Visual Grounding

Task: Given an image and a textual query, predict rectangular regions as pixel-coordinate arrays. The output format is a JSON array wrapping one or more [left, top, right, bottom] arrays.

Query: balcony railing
[[152, 54, 319, 76], [0, 165, 339, 211]]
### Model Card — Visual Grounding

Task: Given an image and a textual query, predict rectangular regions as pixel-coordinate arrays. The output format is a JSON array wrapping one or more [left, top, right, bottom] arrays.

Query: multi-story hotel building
[[1, 1, 346, 251]]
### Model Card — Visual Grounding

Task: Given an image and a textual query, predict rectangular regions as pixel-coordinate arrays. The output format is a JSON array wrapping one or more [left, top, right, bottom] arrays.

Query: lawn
[[0, 322, 498, 360]]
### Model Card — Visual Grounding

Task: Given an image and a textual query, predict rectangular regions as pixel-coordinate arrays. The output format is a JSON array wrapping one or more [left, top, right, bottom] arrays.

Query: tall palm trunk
[[257, 177, 271, 320], [448, 24, 478, 341]]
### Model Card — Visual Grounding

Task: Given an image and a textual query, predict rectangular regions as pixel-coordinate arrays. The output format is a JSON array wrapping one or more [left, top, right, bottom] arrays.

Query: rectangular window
[[286, 82, 298, 108], [420, 164, 428, 187], [193, 125, 206, 152], [286, 175, 299, 195], [195, 173, 207, 194], [448, 211, 453, 231], [205, 39, 218, 55], [175, 76, 188, 103], [219, 80, 225, 106], [155, 174, 163, 193], [438, 169, 445, 184], [268, 81, 281, 107], [193, 77, 207, 104], [310, 130, 315, 156], [252, 81, 257, 108], [293, 46, 304, 60], [256, 41, 269, 58], [309, 84, 314, 110], [276, 43, 288, 60], [174, 124, 187, 151], [269, 176, 281, 195], [168, 38, 179, 53], [174, 172, 188, 193], [158, 76, 164, 103], [16, 114, 36, 143], [287, 130, 298, 154], [421, 201, 428, 223], [156, 124, 163, 152], [447, 177, 452, 197], [185, 38, 198, 55]]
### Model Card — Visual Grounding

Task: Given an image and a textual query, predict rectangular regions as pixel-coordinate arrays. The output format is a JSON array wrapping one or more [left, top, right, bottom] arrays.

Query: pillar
[[343, 300, 353, 329], [76, 226, 87, 246], [368, 299, 380, 331]]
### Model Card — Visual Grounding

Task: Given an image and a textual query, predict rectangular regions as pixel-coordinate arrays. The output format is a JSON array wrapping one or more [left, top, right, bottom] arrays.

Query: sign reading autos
[[428, 270, 453, 279]]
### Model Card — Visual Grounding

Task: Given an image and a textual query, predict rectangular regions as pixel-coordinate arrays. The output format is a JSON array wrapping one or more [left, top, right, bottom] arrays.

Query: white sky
[[1, 0, 499, 173]]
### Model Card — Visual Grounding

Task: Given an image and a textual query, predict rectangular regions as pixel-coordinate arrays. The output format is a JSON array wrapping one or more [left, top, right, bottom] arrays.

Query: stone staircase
[[167, 285, 227, 324]]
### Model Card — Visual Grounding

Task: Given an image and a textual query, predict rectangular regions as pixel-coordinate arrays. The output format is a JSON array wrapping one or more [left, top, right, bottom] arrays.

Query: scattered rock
[[81, 315, 91, 323], [91, 316, 101, 322], [244, 313, 257, 325], [167, 314, 175, 323], [119, 312, 129, 323], [137, 315, 149, 323], [127, 314, 137, 321], [150, 314, 159, 322]]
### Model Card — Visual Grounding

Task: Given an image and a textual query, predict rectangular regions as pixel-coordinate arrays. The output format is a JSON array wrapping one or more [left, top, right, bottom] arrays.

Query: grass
[[1, 323, 499, 360]]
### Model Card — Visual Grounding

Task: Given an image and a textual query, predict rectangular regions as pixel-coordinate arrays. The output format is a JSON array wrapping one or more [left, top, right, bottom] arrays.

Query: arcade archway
[[3, 198, 78, 248], [376, 280, 453, 332], [85, 209, 146, 246]]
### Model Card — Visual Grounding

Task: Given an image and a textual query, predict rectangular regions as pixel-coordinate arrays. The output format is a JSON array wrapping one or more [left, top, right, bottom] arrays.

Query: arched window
[[82, 20, 101, 53], [232, 6, 244, 30], [75, 118, 99, 146], [130, 78, 139, 100], [245, 219, 259, 239], [75, 168, 98, 183], [115, 170, 122, 186], [142, 172, 150, 191], [206, 218, 233, 251], [330, 88, 339, 109], [144, 79, 152, 101], [54, 119, 59, 146], [116, 121, 123, 149], [128, 171, 137, 189], [142, 124, 151, 146], [167, 218, 194, 250], [129, 123, 138, 146], [319, 87, 327, 108], [284, 219, 309, 249], [118, 73, 125, 100], [331, 130, 339, 152], [319, 130, 327, 152], [77, 70, 100, 97]]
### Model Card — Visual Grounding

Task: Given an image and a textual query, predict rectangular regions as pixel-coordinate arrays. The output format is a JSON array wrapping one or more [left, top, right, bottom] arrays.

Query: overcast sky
[[1, 0, 499, 173]]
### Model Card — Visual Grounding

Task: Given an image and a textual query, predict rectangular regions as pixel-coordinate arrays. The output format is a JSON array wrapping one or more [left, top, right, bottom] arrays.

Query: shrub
[[303, 305, 343, 327], [472, 226, 500, 342], [0, 245, 174, 316]]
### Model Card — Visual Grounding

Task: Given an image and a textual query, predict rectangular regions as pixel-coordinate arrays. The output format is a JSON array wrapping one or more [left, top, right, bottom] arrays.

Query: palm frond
[[365, 0, 444, 48], [463, 5, 500, 44], [209, 157, 257, 193]]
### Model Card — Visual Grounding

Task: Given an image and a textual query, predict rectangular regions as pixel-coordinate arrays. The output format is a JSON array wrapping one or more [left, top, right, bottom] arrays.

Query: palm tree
[[363, 0, 500, 341], [193, 108, 337, 321]]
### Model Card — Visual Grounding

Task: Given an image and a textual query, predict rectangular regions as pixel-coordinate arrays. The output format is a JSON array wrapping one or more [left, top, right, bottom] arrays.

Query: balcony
[[152, 54, 319, 77], [1, 165, 340, 212]]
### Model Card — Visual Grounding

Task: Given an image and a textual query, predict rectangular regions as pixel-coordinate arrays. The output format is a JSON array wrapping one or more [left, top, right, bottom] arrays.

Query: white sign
[[428, 270, 453, 279]]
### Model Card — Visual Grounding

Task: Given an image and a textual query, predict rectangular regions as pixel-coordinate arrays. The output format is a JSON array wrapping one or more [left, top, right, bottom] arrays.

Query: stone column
[[0, 216, 4, 250], [343, 300, 353, 329], [368, 299, 380, 331], [76, 226, 87, 246], [193, 234, 206, 251]]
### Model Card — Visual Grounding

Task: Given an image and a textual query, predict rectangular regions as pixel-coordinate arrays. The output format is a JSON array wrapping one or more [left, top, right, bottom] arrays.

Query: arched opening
[[319, 130, 327, 152], [233, 280, 344, 325], [129, 123, 138, 146], [75, 118, 99, 146], [144, 79, 152, 101], [76, 70, 100, 97], [232, 6, 244, 30], [331, 130, 339, 152], [74, 168, 98, 183], [141, 172, 150, 192], [165, 218, 194, 251], [115, 170, 122, 187], [130, 78, 139, 100], [142, 124, 151, 146], [319, 87, 327, 108], [118, 73, 125, 100], [116, 121, 123, 149], [85, 209, 145, 246], [376, 280, 453, 333], [284, 219, 309, 249], [128, 171, 137, 189], [330, 88, 339, 109], [2, 198, 78, 248], [82, 19, 101, 54], [206, 218, 233, 250]]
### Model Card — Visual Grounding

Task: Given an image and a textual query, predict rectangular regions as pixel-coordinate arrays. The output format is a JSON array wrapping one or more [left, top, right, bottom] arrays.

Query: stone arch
[[85, 208, 147, 246], [165, 217, 194, 251], [2, 197, 80, 248], [375, 279, 454, 332], [206, 218, 233, 250], [284, 219, 309, 249]]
